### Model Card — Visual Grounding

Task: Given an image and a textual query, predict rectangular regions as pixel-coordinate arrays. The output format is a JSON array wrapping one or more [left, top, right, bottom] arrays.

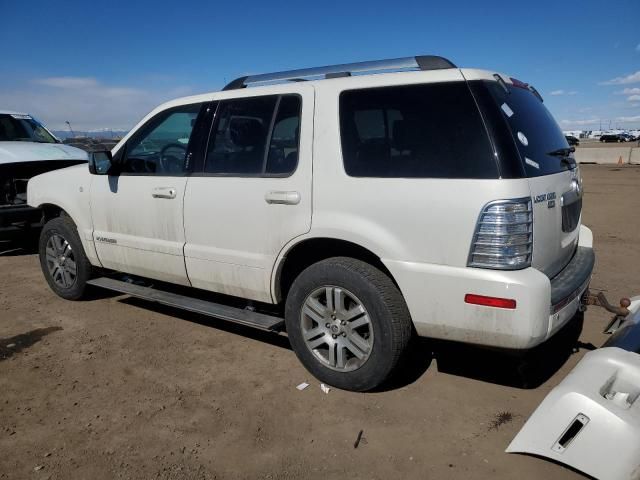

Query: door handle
[[152, 187, 177, 199], [264, 191, 301, 205]]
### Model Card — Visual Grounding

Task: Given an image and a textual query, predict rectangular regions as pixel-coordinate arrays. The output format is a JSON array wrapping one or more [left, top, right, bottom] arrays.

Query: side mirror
[[88, 150, 114, 175]]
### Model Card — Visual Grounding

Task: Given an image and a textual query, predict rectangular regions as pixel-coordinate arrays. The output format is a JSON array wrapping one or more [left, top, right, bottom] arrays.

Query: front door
[[90, 103, 204, 285], [183, 86, 314, 302]]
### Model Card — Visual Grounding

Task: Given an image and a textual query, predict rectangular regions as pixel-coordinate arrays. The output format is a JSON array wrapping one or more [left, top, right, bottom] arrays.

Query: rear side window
[[339, 83, 497, 178], [481, 81, 571, 177], [204, 94, 301, 176]]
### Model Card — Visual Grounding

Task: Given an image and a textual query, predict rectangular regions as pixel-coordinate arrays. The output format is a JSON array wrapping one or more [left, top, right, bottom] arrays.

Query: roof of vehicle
[[112, 55, 519, 154], [222, 55, 457, 90], [0, 109, 28, 115], [154, 55, 516, 108]]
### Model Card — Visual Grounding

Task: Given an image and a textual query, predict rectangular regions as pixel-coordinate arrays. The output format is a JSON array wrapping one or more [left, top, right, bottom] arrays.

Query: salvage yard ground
[[1, 165, 639, 480]]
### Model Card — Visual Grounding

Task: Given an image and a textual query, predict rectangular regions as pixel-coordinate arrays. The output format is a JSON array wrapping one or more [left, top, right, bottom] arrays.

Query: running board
[[87, 277, 284, 331]]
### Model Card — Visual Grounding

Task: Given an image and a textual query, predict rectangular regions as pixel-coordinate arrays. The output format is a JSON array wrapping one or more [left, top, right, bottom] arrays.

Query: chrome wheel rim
[[45, 234, 77, 289], [300, 286, 374, 372]]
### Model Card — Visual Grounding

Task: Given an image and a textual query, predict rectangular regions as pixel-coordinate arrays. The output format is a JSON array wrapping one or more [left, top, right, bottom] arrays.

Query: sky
[[1, 0, 638, 132]]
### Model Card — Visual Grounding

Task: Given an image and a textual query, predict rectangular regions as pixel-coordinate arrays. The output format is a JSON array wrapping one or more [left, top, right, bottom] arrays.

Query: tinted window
[[205, 94, 300, 176], [483, 81, 571, 177], [123, 104, 202, 175], [339, 83, 497, 178], [266, 95, 301, 175]]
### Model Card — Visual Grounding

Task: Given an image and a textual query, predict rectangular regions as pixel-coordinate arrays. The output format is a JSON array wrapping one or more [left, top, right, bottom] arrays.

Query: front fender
[[28, 164, 101, 266]]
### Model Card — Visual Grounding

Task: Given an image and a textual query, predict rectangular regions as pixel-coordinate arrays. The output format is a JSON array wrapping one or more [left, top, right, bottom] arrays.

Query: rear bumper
[[550, 247, 595, 311], [0, 204, 43, 241], [384, 225, 594, 350]]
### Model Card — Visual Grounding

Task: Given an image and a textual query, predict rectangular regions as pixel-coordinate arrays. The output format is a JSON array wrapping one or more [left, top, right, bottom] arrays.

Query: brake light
[[510, 77, 529, 89], [464, 294, 517, 309], [468, 198, 533, 270]]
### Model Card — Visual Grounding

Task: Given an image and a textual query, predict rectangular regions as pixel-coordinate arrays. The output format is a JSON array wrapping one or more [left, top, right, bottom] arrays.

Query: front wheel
[[285, 257, 413, 391], [39, 216, 92, 300]]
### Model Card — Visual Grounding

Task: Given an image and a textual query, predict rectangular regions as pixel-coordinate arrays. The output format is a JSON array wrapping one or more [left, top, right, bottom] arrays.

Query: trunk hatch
[[478, 79, 583, 278]]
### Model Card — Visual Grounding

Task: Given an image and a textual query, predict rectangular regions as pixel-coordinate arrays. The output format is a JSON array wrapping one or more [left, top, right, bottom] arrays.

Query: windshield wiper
[[547, 147, 577, 168], [547, 147, 575, 157]]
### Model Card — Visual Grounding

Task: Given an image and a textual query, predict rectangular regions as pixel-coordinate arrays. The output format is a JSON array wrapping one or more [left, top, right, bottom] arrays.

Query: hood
[[0, 141, 88, 165]]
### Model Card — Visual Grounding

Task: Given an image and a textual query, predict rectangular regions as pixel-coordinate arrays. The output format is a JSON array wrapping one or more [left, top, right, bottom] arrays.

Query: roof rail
[[222, 55, 456, 91]]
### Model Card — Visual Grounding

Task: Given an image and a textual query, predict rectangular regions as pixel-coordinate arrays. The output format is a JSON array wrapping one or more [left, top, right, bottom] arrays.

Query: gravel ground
[[1, 164, 639, 480]]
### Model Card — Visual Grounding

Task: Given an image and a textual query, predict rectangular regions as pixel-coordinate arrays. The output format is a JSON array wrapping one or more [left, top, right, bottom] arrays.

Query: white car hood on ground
[[508, 297, 640, 480], [0, 141, 88, 165]]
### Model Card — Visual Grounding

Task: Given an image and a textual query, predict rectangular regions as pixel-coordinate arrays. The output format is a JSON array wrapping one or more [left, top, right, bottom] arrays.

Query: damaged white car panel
[[0, 110, 88, 165], [0, 141, 88, 164], [507, 297, 640, 480], [1, 111, 87, 241]]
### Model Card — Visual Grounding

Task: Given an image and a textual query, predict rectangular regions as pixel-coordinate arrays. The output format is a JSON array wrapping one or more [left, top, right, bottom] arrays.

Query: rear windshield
[[483, 81, 571, 177], [339, 82, 498, 178], [0, 114, 57, 144]]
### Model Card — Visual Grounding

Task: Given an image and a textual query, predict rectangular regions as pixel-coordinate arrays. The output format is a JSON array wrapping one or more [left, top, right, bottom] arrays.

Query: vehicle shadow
[[120, 297, 292, 351], [0, 326, 63, 361], [432, 313, 587, 389], [114, 296, 585, 391], [0, 239, 39, 256], [374, 336, 435, 391]]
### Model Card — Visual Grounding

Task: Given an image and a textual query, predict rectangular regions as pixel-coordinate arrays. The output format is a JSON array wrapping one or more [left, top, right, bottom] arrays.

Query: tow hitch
[[507, 295, 640, 480], [582, 290, 632, 334]]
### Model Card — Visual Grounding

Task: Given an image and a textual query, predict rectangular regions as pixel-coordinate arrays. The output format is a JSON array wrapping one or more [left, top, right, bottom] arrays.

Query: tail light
[[468, 198, 533, 270]]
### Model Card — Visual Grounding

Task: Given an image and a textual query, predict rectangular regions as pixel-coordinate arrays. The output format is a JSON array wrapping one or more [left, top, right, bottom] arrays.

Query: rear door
[[474, 80, 582, 278], [183, 85, 314, 303]]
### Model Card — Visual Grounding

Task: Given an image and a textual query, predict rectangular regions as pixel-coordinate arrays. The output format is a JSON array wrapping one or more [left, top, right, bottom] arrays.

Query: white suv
[[28, 55, 594, 391]]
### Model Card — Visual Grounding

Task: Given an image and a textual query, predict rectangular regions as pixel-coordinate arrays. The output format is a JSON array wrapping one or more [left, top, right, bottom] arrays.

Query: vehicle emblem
[[534, 192, 556, 208], [96, 236, 117, 244]]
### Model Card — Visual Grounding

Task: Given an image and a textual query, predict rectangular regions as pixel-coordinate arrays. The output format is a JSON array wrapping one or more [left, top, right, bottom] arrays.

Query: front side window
[[339, 83, 497, 178], [122, 103, 202, 175], [204, 94, 301, 176]]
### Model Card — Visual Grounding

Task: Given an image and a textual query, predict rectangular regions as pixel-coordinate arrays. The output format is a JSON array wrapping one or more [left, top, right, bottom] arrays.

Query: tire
[[38, 216, 92, 300], [284, 257, 413, 391]]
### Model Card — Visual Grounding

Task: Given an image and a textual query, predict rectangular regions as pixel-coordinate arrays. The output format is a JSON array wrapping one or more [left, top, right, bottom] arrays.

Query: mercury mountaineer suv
[[28, 55, 595, 391]]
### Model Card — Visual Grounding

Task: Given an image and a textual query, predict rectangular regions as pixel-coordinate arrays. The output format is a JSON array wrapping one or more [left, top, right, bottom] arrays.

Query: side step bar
[[87, 277, 284, 331]]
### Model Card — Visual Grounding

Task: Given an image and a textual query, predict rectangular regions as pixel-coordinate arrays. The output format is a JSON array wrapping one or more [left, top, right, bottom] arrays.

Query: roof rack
[[222, 55, 456, 91]]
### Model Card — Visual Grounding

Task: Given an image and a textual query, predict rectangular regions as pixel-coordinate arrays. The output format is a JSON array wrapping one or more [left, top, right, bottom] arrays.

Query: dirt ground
[[1, 164, 639, 480]]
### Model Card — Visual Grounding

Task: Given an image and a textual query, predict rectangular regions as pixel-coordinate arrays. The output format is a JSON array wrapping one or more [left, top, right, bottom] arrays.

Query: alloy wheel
[[45, 234, 77, 289], [300, 286, 374, 372]]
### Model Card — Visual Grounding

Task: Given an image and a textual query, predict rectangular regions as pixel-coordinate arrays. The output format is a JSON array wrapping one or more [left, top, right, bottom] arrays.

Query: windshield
[[483, 81, 571, 177], [0, 114, 58, 144]]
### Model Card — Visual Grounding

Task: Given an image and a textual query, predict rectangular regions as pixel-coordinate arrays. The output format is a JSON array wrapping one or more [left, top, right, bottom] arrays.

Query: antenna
[[65, 120, 75, 138]]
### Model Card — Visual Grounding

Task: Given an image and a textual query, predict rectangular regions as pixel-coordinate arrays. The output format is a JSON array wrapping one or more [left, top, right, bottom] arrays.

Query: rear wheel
[[285, 257, 412, 391], [39, 216, 92, 300]]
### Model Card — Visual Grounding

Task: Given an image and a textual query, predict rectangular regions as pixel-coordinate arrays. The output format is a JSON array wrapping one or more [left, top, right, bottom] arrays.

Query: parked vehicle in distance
[[600, 134, 626, 143], [620, 133, 636, 142], [0, 111, 87, 242], [565, 135, 579, 146], [27, 55, 594, 391]]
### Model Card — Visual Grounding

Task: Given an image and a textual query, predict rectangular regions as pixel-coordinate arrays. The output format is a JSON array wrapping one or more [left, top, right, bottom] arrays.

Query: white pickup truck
[[27, 55, 594, 391], [0, 111, 87, 242]]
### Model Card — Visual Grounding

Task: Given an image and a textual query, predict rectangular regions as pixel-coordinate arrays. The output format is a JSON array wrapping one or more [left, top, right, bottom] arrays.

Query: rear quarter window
[[339, 82, 498, 178]]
